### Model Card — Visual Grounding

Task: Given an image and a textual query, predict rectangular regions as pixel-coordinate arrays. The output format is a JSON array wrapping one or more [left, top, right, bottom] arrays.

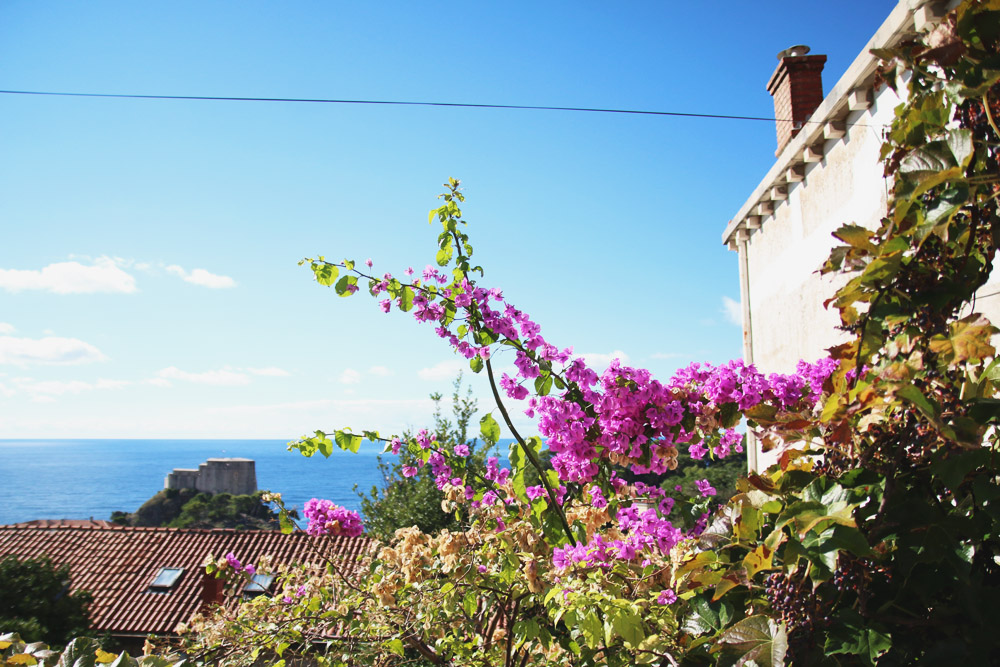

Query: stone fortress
[[164, 458, 257, 496]]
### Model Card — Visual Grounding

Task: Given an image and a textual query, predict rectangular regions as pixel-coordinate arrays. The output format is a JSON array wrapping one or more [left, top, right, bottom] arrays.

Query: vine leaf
[[716, 615, 787, 667], [480, 413, 501, 444]]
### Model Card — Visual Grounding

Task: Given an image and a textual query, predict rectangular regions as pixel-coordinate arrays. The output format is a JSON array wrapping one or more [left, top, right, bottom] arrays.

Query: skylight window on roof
[[149, 567, 184, 590], [243, 573, 275, 596]]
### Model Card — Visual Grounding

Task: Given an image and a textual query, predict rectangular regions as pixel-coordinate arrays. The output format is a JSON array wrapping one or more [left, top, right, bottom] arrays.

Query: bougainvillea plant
[[9, 3, 995, 666], [172, 4, 1000, 665]]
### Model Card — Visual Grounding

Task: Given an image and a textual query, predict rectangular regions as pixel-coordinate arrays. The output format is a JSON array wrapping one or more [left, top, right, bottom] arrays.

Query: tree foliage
[[0, 633, 179, 667], [112, 488, 285, 530], [0, 556, 92, 650], [358, 374, 490, 540]]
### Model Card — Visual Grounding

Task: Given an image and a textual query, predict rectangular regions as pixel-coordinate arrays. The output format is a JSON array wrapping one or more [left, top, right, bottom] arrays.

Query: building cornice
[[722, 0, 952, 248]]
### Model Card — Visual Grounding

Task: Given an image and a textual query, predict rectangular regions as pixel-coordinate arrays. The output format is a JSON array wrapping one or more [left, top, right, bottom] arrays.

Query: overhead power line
[[0, 88, 880, 127]]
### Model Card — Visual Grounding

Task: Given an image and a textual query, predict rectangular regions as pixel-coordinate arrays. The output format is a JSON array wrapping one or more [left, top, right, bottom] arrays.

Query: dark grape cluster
[[957, 86, 1000, 143], [766, 571, 830, 642], [765, 559, 884, 661], [812, 447, 852, 478], [832, 559, 864, 597]]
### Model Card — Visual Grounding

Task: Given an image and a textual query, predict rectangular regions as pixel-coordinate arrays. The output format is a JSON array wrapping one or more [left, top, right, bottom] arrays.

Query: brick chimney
[[766, 45, 826, 156], [200, 572, 226, 611]]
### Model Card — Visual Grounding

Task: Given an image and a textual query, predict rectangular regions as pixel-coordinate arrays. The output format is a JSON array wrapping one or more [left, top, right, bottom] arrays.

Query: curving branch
[[485, 357, 576, 546]]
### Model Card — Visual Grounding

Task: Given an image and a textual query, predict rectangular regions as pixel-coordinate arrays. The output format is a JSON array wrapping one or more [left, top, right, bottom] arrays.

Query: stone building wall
[[164, 458, 257, 496]]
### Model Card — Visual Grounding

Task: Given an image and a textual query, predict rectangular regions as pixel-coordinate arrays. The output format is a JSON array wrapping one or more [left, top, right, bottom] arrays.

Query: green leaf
[[399, 286, 415, 312], [480, 414, 501, 444], [311, 262, 339, 286], [334, 431, 363, 453], [107, 652, 135, 667], [534, 374, 553, 396], [317, 435, 333, 458], [824, 609, 891, 665], [895, 383, 940, 422], [946, 128, 974, 168], [776, 499, 855, 536], [334, 275, 358, 297], [802, 477, 850, 507], [57, 638, 100, 667], [900, 139, 959, 175], [512, 467, 527, 502], [137, 658, 172, 667], [463, 590, 478, 616], [922, 183, 970, 230], [469, 356, 484, 373], [681, 595, 722, 635], [578, 612, 603, 648], [386, 638, 405, 657], [833, 224, 877, 253], [826, 524, 873, 557], [716, 615, 787, 667], [931, 448, 990, 489], [718, 401, 740, 429], [611, 608, 646, 647]]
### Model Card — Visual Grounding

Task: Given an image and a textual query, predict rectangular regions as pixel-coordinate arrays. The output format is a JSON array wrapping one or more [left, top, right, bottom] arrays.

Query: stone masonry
[[164, 458, 257, 496]]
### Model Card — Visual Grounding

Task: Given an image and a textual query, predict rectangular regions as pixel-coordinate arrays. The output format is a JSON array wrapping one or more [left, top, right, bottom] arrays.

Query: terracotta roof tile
[[0, 524, 370, 637]]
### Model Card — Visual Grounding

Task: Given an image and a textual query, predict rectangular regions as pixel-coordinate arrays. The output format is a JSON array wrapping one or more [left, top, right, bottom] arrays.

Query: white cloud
[[369, 365, 393, 377], [339, 368, 362, 385], [246, 366, 291, 377], [418, 359, 467, 381], [11, 377, 131, 397], [0, 257, 137, 294], [207, 398, 337, 414], [0, 323, 14, 334], [166, 265, 237, 289], [0, 336, 107, 366], [576, 350, 630, 367], [144, 377, 172, 387], [722, 296, 743, 326], [156, 366, 250, 386]]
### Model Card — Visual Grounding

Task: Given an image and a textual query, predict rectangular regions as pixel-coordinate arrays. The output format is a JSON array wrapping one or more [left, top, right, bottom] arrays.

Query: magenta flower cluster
[[303, 498, 365, 537], [225, 551, 256, 576], [553, 503, 686, 569], [348, 251, 838, 571]]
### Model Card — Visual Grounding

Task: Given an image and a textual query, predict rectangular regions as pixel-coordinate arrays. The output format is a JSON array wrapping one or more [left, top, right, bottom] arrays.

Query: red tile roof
[[0, 524, 370, 637]]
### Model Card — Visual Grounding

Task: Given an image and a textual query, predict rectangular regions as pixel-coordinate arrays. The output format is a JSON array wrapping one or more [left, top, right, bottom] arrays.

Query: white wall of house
[[745, 85, 899, 375], [723, 0, 998, 470]]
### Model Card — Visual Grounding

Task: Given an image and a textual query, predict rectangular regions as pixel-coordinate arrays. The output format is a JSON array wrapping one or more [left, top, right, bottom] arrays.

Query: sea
[[0, 439, 509, 526]]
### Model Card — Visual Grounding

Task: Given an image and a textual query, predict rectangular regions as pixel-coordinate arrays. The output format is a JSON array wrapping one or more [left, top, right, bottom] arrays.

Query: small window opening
[[149, 567, 184, 591], [243, 573, 275, 598]]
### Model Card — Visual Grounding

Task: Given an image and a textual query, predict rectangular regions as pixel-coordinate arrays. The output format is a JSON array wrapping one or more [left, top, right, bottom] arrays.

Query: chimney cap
[[776, 44, 811, 60]]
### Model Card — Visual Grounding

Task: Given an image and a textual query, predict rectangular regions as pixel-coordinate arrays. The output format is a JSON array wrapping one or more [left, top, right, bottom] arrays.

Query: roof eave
[[721, 0, 944, 246]]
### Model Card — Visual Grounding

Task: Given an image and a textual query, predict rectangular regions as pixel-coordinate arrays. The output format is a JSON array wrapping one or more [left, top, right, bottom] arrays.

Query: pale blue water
[[0, 439, 507, 526]]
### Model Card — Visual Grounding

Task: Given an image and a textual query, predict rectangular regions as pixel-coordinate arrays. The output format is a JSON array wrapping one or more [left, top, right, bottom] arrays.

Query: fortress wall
[[165, 458, 257, 495], [164, 469, 199, 491]]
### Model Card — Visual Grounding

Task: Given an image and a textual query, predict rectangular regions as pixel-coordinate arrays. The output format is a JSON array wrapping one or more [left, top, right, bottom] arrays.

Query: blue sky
[[0, 1, 896, 438]]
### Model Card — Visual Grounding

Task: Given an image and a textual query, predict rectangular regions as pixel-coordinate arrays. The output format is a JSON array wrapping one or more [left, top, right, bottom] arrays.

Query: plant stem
[[485, 357, 576, 546]]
